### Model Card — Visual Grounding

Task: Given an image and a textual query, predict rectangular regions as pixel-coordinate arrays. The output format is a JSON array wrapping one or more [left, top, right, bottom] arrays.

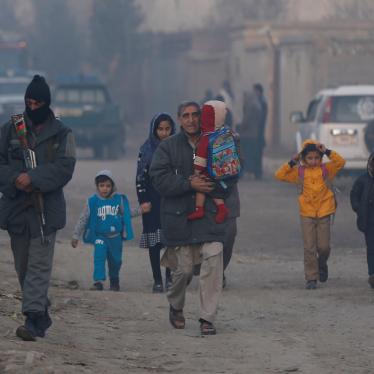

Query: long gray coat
[[0, 113, 76, 237], [150, 130, 235, 247]]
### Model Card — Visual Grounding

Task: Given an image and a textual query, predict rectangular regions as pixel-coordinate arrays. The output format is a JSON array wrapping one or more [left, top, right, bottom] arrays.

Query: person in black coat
[[0, 75, 76, 341], [136, 113, 176, 293], [350, 153, 374, 288]]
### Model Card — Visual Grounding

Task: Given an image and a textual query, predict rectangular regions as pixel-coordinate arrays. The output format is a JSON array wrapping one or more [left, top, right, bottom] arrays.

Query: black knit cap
[[25, 75, 51, 106]]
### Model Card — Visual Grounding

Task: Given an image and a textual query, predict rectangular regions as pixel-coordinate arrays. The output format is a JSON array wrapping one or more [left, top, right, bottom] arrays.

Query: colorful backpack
[[207, 127, 241, 180]]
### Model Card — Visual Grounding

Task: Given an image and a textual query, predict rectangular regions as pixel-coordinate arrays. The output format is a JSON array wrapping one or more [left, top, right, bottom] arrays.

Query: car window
[[306, 98, 321, 121], [55, 88, 107, 104], [0, 82, 28, 95], [330, 95, 374, 123]]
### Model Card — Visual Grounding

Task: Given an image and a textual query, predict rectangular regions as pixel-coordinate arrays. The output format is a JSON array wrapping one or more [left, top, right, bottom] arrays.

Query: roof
[[333, 85, 374, 96], [316, 85, 374, 97], [0, 76, 30, 84]]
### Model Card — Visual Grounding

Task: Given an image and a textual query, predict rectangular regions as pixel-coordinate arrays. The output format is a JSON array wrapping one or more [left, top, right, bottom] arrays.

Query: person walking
[[0, 75, 76, 341], [350, 153, 374, 288], [150, 101, 237, 335], [252, 83, 268, 179], [275, 140, 345, 289], [240, 90, 262, 179], [136, 113, 175, 293], [72, 170, 147, 291]]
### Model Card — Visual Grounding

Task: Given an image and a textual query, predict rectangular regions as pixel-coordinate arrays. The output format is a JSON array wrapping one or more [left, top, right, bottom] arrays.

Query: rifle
[[11, 114, 49, 246]]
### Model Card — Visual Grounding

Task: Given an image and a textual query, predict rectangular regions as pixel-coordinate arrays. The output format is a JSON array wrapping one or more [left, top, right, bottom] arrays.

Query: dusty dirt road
[[1, 152, 374, 374]]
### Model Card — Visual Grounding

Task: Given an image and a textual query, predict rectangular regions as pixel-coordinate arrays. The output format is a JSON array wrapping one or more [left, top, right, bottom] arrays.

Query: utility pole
[[265, 28, 280, 146]]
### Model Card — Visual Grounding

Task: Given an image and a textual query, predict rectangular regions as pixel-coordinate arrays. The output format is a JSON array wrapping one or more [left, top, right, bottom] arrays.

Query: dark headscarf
[[138, 112, 176, 173], [24, 75, 53, 124]]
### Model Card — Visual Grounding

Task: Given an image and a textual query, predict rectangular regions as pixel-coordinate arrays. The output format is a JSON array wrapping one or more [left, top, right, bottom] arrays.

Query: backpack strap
[[321, 163, 328, 179], [297, 165, 306, 180], [297, 164, 328, 194]]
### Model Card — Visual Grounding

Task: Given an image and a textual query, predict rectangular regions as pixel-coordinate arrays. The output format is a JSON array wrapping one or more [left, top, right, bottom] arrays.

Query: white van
[[291, 85, 374, 170]]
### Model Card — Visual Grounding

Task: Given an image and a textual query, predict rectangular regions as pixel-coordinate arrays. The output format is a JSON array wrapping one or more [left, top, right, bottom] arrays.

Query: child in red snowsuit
[[187, 100, 229, 223]]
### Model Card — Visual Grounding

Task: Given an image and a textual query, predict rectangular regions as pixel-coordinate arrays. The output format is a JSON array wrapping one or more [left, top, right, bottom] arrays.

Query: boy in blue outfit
[[71, 170, 149, 291]]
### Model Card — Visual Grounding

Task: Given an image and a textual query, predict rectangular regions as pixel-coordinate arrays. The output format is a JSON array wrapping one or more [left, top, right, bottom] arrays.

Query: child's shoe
[[215, 204, 229, 223], [318, 257, 328, 283], [165, 276, 173, 291], [305, 280, 317, 290], [368, 275, 374, 289], [110, 278, 120, 291], [152, 282, 164, 293], [187, 206, 205, 221], [91, 281, 104, 291]]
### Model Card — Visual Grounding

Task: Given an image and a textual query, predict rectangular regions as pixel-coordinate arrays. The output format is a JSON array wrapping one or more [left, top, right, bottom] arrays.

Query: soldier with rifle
[[0, 75, 76, 341]]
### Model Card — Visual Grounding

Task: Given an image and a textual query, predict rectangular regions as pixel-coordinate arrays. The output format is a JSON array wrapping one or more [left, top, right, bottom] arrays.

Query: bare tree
[[25, 0, 84, 75], [0, 0, 16, 30], [89, 0, 142, 77]]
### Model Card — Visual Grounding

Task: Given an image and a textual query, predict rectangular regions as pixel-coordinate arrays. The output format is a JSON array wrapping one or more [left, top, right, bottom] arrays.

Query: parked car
[[53, 76, 125, 159], [291, 85, 374, 171]]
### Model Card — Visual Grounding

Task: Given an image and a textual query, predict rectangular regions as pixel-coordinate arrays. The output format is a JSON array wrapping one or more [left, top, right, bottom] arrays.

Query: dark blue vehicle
[[53, 75, 125, 159]]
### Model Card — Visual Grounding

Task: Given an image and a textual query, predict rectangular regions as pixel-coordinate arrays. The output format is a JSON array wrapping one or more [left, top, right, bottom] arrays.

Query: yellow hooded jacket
[[275, 140, 346, 218]]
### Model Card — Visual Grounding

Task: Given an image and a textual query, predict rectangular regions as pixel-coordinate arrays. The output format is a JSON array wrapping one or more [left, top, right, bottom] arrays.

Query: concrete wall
[[228, 28, 374, 150]]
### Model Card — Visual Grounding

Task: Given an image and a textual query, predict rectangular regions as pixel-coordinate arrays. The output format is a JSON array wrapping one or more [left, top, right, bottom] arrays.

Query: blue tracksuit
[[83, 193, 134, 281]]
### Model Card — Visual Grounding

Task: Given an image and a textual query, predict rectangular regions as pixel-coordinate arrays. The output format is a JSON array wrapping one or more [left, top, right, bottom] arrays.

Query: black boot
[[36, 309, 52, 337], [110, 278, 120, 291], [16, 312, 40, 341], [90, 281, 104, 291]]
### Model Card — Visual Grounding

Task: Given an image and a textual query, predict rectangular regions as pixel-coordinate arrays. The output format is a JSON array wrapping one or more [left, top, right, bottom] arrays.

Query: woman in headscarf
[[136, 113, 176, 293]]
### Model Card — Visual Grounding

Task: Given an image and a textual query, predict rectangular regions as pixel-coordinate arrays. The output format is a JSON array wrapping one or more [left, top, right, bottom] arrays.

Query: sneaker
[[305, 280, 317, 290], [318, 257, 328, 283], [152, 283, 164, 293], [91, 281, 104, 291], [368, 275, 374, 289], [110, 278, 120, 291]]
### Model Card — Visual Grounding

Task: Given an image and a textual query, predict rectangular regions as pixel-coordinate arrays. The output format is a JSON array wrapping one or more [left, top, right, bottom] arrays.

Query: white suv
[[291, 85, 374, 171]]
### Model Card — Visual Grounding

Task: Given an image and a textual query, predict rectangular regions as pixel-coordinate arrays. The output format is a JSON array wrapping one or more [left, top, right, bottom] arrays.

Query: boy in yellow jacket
[[275, 140, 345, 289]]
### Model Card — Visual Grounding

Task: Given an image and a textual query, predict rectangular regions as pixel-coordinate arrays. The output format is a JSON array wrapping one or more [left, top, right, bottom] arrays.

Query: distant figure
[[219, 80, 234, 114], [72, 170, 148, 291], [218, 80, 235, 127], [136, 113, 175, 293], [240, 90, 262, 178], [216, 94, 233, 128], [201, 89, 214, 105], [275, 140, 345, 290], [252, 83, 267, 179], [350, 153, 374, 289]]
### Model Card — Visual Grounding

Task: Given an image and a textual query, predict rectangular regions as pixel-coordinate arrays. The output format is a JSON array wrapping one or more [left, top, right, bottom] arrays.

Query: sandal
[[169, 305, 185, 329], [199, 319, 216, 335]]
